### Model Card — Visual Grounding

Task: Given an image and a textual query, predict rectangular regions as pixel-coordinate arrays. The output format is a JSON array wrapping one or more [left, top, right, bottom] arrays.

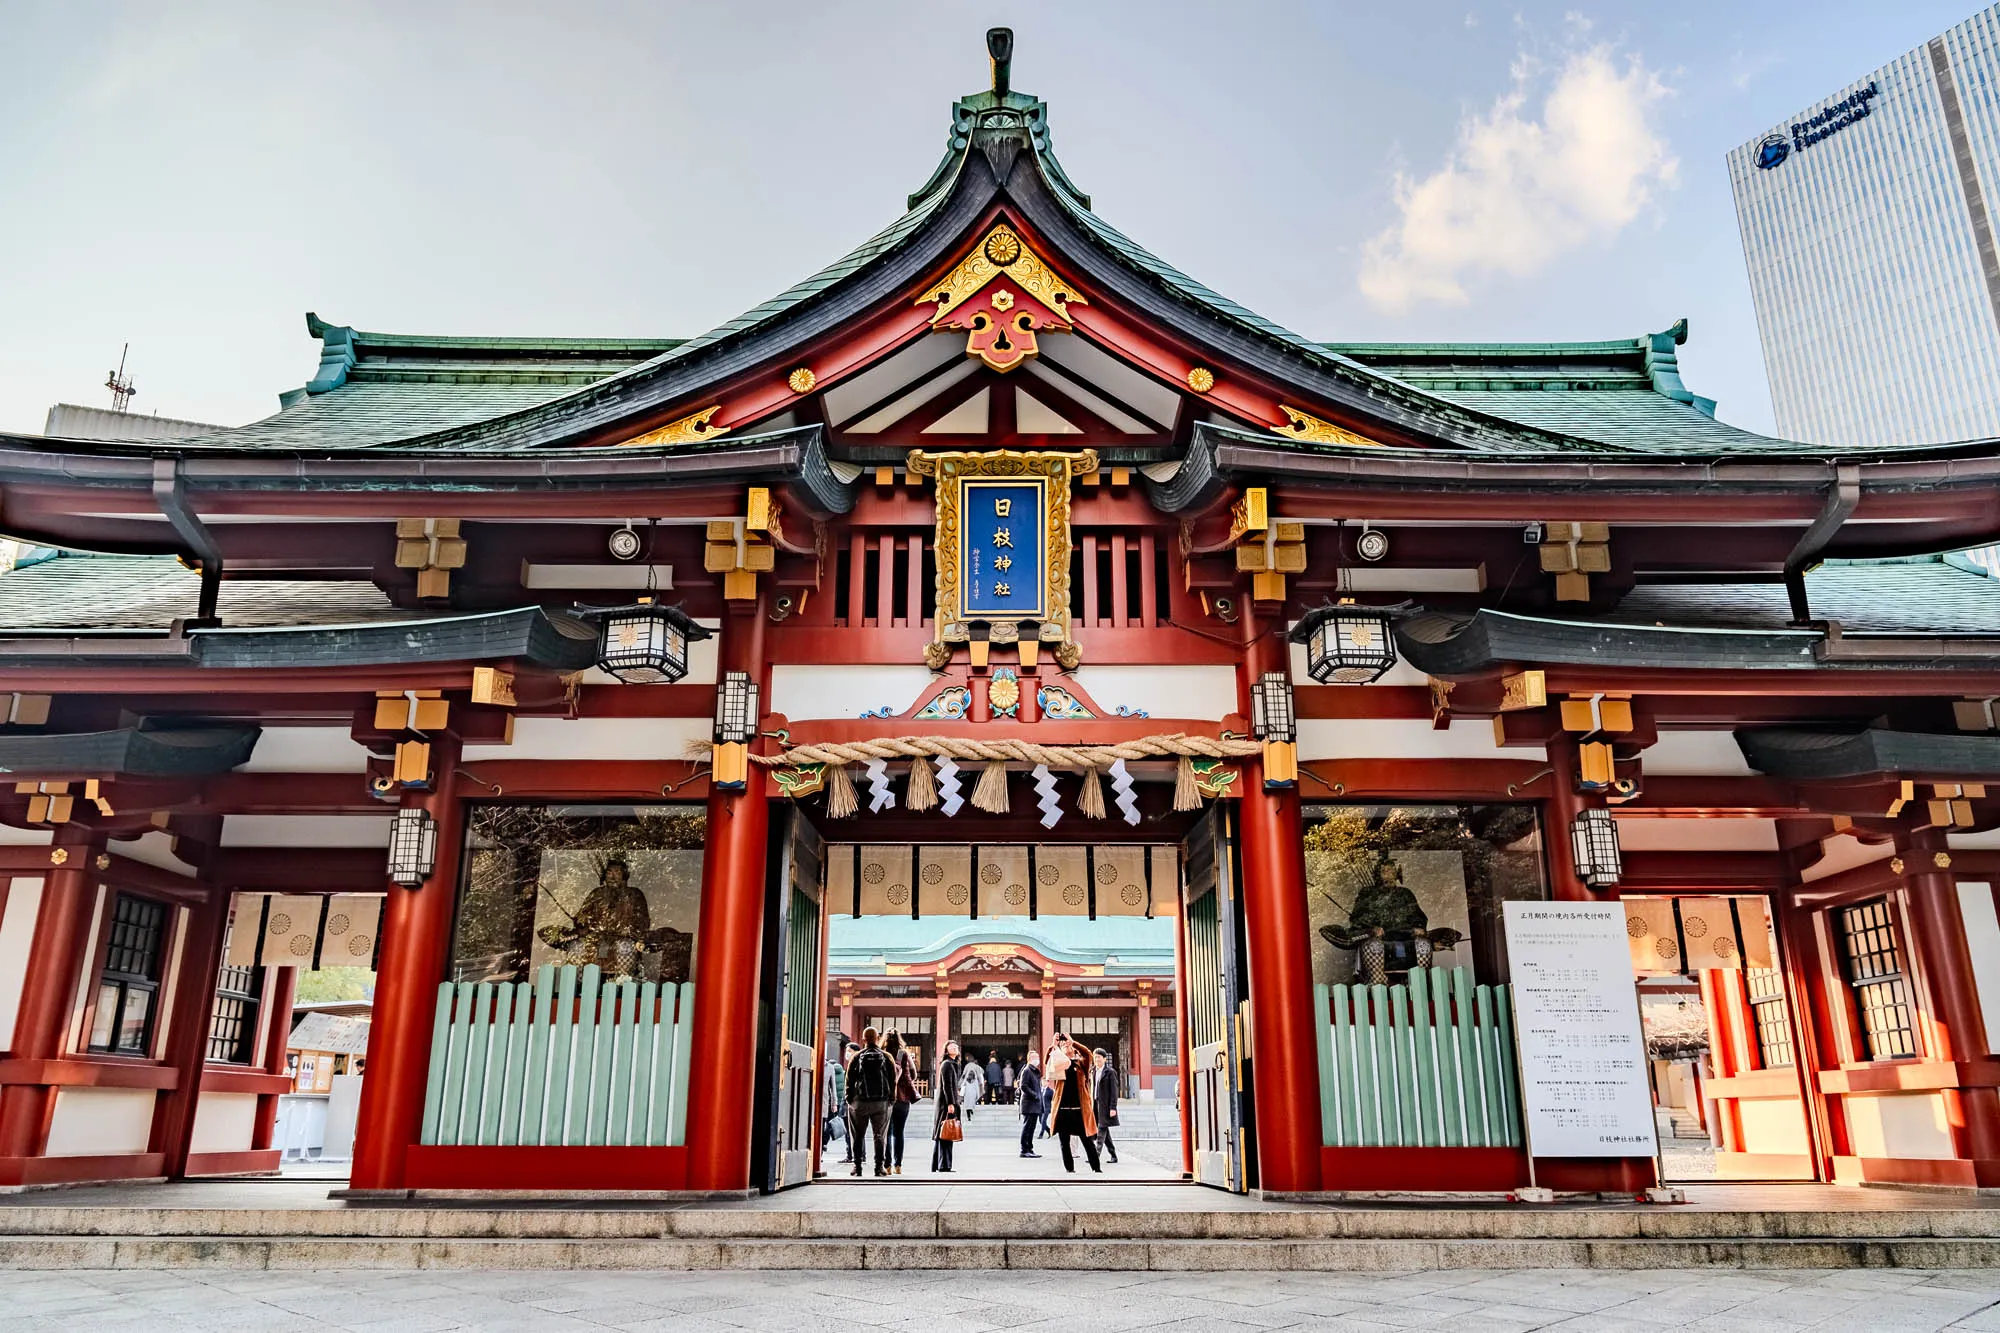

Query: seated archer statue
[[1319, 852, 1462, 985], [538, 856, 692, 983]]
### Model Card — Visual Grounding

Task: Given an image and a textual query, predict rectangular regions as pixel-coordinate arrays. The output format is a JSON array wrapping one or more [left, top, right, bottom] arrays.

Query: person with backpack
[[884, 1030, 921, 1175], [845, 1027, 896, 1177]]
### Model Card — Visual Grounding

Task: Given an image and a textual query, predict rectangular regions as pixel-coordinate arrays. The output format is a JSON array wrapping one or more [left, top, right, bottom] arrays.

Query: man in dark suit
[[984, 1052, 1001, 1103], [1091, 1047, 1120, 1164], [1016, 1051, 1044, 1158]]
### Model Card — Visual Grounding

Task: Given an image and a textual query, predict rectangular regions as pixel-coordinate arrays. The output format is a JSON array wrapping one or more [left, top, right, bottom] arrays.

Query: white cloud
[[1358, 45, 1677, 312]]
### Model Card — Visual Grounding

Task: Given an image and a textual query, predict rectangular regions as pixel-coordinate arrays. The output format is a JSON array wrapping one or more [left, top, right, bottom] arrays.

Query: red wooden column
[[1234, 614, 1321, 1194], [1544, 731, 1590, 901], [1902, 827, 2000, 1181], [349, 734, 464, 1190], [1133, 996, 1152, 1096], [932, 982, 948, 1059], [684, 598, 771, 1191], [252, 965, 299, 1152], [153, 883, 229, 1179], [1038, 979, 1055, 1053], [0, 826, 102, 1170]]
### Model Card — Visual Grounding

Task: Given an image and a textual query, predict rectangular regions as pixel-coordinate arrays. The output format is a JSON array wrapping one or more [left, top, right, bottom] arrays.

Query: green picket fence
[[1314, 965, 1521, 1149], [419, 964, 695, 1148]]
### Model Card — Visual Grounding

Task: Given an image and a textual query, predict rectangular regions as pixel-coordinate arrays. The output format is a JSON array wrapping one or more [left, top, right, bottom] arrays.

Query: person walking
[[932, 1040, 965, 1173], [1091, 1047, 1120, 1165], [834, 1041, 860, 1164], [984, 1051, 1001, 1104], [884, 1030, 920, 1176], [1016, 1050, 1043, 1159], [1039, 1063, 1055, 1137], [959, 1051, 986, 1121], [845, 1027, 896, 1178], [1046, 1033, 1101, 1173], [822, 1044, 849, 1165], [1001, 1058, 1016, 1106]]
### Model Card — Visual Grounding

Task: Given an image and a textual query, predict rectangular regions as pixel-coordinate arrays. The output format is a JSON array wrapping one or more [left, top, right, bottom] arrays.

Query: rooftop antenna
[[105, 343, 135, 412]]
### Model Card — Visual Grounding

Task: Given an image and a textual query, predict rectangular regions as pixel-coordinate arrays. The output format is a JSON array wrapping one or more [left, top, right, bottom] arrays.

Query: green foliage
[[295, 967, 373, 1004]]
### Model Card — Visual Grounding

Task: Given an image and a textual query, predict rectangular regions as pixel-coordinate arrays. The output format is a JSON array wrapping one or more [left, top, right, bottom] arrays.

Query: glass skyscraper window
[[1730, 5, 2000, 450]]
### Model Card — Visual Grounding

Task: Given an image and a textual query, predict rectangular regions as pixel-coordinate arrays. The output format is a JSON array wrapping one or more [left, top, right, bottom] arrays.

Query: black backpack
[[849, 1047, 894, 1103]]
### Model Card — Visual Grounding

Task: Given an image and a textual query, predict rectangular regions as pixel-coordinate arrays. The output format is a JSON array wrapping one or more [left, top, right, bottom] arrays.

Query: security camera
[[1356, 526, 1390, 562], [607, 523, 643, 562], [1523, 523, 1545, 545]]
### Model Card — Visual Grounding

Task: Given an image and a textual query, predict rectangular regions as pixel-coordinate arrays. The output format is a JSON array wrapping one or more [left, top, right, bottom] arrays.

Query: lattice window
[[88, 894, 169, 1056], [1744, 966, 1795, 1069], [1836, 898, 1916, 1061], [957, 1009, 1029, 1035], [1060, 1016, 1122, 1036], [1151, 1015, 1179, 1069], [207, 956, 264, 1065], [870, 1014, 932, 1034]]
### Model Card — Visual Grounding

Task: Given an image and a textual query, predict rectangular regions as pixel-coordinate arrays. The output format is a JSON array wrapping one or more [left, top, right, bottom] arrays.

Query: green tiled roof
[[829, 914, 1174, 974], [0, 553, 411, 630], [137, 77, 1859, 459], [1605, 557, 2000, 634]]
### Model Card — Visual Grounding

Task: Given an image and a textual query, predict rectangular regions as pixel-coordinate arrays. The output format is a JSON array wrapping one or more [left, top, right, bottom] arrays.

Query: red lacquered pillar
[[153, 883, 228, 1178], [252, 964, 299, 1151], [1235, 617, 1322, 1194], [684, 599, 770, 1191], [0, 827, 101, 1166], [349, 735, 463, 1190], [1902, 827, 2000, 1179]]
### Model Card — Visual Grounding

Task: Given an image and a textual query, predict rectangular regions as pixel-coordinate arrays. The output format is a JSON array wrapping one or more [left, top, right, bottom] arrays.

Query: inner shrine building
[[4, 31, 2000, 1197]]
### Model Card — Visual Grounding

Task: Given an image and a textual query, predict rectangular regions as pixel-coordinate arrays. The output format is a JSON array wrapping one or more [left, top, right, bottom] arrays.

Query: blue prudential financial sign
[[1756, 82, 1882, 170]]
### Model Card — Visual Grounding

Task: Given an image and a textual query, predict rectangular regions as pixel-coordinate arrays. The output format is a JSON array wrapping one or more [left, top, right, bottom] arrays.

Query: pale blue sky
[[0, 1, 1984, 437]]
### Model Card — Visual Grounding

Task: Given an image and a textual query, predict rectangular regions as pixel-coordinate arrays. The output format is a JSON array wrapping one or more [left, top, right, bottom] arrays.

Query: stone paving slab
[[4, 1266, 2000, 1331]]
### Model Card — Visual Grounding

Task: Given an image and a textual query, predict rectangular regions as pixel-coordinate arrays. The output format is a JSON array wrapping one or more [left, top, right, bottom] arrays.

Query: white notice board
[[1502, 901, 1658, 1159]]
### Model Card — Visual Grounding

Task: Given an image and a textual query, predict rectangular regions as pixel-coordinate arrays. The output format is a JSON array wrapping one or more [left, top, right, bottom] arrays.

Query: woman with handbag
[[884, 1030, 920, 1175], [932, 1039, 965, 1173]]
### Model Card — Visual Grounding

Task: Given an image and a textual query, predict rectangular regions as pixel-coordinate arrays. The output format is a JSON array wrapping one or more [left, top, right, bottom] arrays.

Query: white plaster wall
[[240, 728, 371, 773], [1801, 832, 1898, 883], [1612, 817, 1779, 852], [0, 825, 53, 847], [1959, 882, 2000, 1051], [110, 829, 197, 876], [221, 815, 393, 848], [0, 877, 44, 1051], [1843, 1091, 1957, 1160], [188, 1091, 260, 1155], [43, 1087, 157, 1156], [463, 716, 709, 763], [1298, 717, 1542, 762], [1737, 1097, 1812, 1156], [1642, 731, 1758, 776], [1951, 829, 2000, 851], [1067, 665, 1241, 721], [770, 664, 939, 721]]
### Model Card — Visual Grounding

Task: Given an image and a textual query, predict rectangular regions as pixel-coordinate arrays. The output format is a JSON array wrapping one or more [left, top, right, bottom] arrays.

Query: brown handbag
[[939, 1115, 964, 1142]]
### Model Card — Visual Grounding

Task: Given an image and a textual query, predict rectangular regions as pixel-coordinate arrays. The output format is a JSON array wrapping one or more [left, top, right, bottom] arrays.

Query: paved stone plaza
[[7, 1264, 2000, 1331]]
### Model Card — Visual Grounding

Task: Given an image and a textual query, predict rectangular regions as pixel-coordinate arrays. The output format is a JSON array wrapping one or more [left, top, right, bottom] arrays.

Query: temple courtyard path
[[7, 1264, 2000, 1331]]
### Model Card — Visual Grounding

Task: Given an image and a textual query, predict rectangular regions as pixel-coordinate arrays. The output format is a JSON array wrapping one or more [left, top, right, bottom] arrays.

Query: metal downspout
[[150, 457, 223, 624], [1783, 463, 1860, 625]]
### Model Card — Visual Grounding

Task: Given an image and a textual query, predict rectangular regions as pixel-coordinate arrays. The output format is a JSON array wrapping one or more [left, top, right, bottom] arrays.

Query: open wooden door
[[1182, 806, 1251, 1193], [761, 808, 826, 1192]]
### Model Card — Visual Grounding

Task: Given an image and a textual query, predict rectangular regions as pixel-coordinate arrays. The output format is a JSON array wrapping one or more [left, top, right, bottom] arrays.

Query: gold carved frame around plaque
[[908, 448, 1098, 670]]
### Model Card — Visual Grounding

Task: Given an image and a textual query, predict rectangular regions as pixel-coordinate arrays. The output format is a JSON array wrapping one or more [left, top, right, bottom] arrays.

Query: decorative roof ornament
[[618, 405, 729, 448], [918, 223, 1085, 372], [906, 29, 1092, 214], [1276, 405, 1381, 447]]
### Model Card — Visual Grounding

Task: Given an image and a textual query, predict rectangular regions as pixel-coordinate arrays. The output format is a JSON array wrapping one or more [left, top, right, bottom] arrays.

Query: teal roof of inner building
[[829, 914, 1175, 975]]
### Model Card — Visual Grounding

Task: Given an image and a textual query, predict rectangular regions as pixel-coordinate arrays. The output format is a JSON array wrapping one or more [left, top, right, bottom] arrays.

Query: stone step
[[1, 1232, 1998, 1270], [4, 1205, 2000, 1243]]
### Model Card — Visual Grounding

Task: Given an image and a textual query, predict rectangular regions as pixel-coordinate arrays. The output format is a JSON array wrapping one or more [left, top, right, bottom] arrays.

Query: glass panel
[[90, 984, 120, 1051], [1304, 805, 1547, 986], [115, 987, 153, 1054], [1151, 1015, 1178, 1069], [451, 803, 707, 985]]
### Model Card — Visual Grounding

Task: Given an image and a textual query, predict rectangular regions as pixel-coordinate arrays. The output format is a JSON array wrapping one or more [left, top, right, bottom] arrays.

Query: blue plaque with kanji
[[960, 479, 1045, 619]]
